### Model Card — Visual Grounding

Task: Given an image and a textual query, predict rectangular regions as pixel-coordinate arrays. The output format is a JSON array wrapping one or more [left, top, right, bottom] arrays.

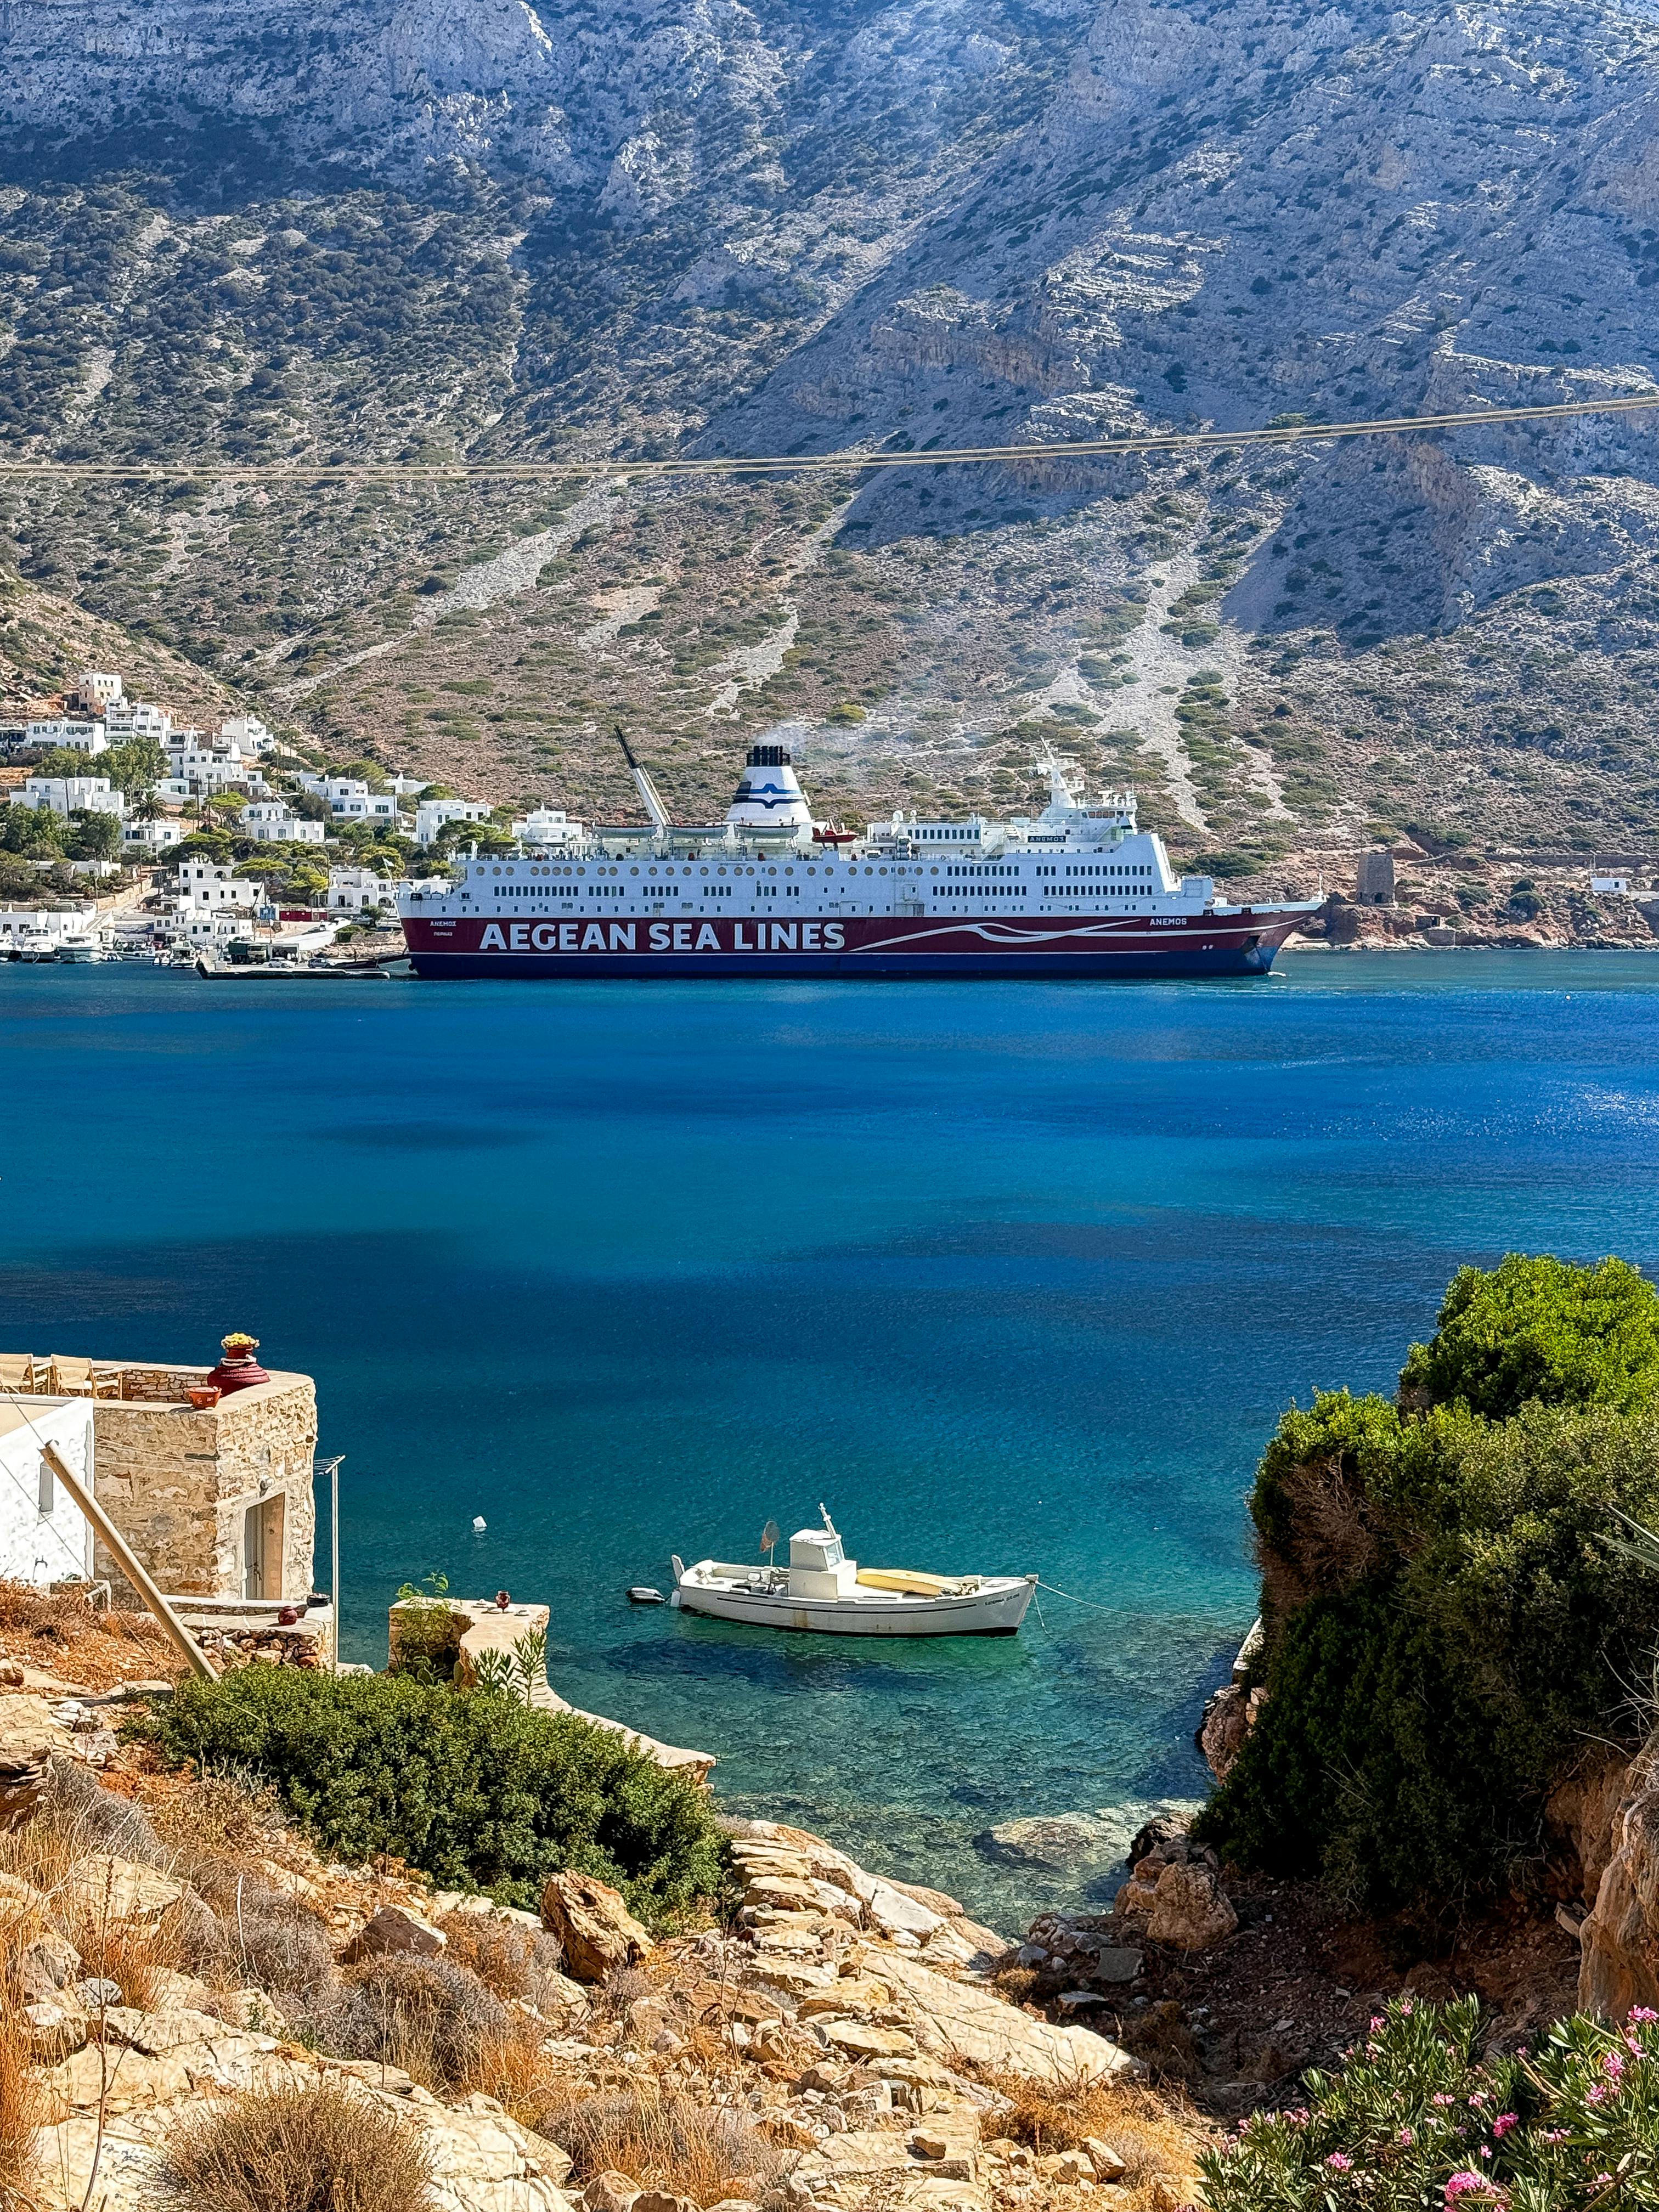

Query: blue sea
[[4, 951, 1659, 1927]]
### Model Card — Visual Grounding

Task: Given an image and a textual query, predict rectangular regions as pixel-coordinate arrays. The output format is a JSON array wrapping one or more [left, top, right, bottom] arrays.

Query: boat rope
[[1034, 1579, 1129, 1614], [0, 391, 1656, 484]]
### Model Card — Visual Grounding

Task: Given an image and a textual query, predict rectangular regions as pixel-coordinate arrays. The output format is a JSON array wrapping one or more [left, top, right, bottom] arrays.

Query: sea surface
[[4, 950, 1659, 1928]]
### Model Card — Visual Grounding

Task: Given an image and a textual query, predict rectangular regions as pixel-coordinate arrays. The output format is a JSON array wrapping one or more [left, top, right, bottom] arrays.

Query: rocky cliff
[[5, 0, 1659, 861]]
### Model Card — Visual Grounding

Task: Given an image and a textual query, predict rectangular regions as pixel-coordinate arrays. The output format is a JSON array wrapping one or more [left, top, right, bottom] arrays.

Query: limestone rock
[[1548, 1751, 1632, 1909], [343, 1901, 448, 1962], [391, 2090, 575, 2212], [876, 1949, 1137, 2084], [1582, 1742, 1659, 2017], [815, 2018, 916, 2058], [0, 1692, 71, 1829], [633, 2191, 698, 2212], [541, 1869, 654, 1982], [62, 1854, 184, 1925], [584, 2170, 642, 2212], [25, 1997, 89, 2061], [1144, 1863, 1237, 1951], [1085, 2139, 1127, 2182]]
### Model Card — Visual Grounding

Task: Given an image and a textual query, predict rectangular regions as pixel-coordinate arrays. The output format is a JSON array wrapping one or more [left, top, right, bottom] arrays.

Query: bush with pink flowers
[[1197, 1995, 1659, 2210]]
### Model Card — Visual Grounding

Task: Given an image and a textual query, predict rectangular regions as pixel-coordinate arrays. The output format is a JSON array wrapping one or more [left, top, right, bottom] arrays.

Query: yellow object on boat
[[855, 1567, 957, 1596]]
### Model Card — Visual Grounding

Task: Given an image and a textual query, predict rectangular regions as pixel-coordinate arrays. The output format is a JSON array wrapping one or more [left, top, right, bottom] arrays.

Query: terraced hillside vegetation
[[3, 0, 1659, 882]]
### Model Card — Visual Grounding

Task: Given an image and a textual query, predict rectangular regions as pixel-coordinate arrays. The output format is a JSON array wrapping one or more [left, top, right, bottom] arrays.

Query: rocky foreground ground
[[0, 1595, 1205, 2212]]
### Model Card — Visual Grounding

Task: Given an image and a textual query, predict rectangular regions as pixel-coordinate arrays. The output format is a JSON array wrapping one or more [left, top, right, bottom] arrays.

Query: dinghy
[[670, 1510, 1036, 1637]]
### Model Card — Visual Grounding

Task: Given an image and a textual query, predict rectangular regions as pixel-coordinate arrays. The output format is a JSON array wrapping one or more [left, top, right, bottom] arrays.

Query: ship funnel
[[725, 742, 814, 831]]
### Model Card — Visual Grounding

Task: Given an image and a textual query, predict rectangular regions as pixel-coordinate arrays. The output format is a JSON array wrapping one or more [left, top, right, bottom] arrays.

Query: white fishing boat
[[670, 1510, 1036, 1637]]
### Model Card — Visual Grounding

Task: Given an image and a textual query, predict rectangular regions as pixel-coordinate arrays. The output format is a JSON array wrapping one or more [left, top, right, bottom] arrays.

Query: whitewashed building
[[9, 776, 125, 819], [75, 670, 125, 713], [327, 866, 399, 915], [105, 700, 173, 744], [220, 715, 276, 757], [512, 808, 585, 849], [26, 719, 106, 755], [240, 801, 326, 845], [415, 798, 492, 845], [0, 1396, 95, 1588], [175, 861, 258, 912], [122, 817, 185, 856]]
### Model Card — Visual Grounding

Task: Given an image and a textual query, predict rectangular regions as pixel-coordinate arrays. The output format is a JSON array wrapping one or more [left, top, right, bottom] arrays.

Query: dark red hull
[[401, 907, 1312, 978]]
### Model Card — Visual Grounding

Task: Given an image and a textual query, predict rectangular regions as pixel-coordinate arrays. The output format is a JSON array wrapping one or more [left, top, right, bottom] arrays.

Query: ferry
[[398, 740, 1318, 980]]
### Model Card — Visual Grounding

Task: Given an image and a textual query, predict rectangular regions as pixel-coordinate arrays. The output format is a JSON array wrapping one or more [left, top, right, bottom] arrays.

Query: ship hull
[[402, 909, 1309, 979]]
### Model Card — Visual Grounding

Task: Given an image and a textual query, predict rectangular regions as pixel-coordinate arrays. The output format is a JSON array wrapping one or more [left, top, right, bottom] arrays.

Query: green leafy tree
[[65, 808, 122, 861], [101, 737, 167, 797], [1399, 1254, 1659, 1419], [1, 804, 66, 857], [0, 850, 40, 900], [1200, 1257, 1659, 1912]]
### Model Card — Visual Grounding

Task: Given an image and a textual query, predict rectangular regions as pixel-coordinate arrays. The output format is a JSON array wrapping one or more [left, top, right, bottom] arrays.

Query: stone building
[[0, 1353, 317, 1602], [1356, 850, 1397, 906]]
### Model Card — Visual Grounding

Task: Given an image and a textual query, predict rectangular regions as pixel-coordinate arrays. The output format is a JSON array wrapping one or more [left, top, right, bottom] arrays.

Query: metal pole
[[38, 1441, 218, 1681]]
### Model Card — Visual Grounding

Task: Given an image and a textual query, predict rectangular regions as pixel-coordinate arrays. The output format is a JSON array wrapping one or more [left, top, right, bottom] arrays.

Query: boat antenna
[[761, 1517, 780, 1566], [819, 1503, 838, 1538], [614, 723, 672, 838]]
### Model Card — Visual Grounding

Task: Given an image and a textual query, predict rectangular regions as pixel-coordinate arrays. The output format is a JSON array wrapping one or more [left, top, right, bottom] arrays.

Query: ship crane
[[614, 725, 672, 841]]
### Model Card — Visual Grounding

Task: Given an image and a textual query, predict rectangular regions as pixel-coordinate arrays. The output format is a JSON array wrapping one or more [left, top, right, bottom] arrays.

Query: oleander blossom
[[1630, 2006, 1658, 2024], [1326, 2152, 1353, 2170], [1398, 2128, 1416, 2146], [1444, 2175, 1497, 2205], [1604, 2049, 1625, 2079], [1491, 2114, 1517, 2138]]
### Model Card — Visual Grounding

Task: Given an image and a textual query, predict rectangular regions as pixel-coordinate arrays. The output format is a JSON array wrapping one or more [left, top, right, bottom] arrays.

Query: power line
[[0, 391, 1656, 487]]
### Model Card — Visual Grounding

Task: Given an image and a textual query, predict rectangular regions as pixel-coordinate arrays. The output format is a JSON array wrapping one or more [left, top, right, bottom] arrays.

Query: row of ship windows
[[476, 859, 1152, 886]]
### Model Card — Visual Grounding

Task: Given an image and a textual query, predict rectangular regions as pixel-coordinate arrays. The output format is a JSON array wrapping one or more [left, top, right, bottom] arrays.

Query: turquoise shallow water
[[4, 951, 1659, 1927]]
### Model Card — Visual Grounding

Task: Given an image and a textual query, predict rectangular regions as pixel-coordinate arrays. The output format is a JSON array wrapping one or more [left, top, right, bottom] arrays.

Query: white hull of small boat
[[670, 1558, 1036, 1636]]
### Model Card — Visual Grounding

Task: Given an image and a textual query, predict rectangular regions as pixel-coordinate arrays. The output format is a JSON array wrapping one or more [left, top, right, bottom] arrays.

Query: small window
[[38, 1458, 54, 1515]]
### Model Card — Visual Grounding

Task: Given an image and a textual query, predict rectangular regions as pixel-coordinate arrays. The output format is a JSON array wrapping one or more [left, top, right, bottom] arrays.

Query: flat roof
[[0, 1395, 76, 1442]]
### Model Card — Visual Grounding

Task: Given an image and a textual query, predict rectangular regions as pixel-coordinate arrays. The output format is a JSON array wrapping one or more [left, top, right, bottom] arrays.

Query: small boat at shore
[[670, 1510, 1036, 1637]]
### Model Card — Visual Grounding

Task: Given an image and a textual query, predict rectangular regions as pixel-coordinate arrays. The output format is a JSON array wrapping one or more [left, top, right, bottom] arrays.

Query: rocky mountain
[[4, 0, 1659, 875]]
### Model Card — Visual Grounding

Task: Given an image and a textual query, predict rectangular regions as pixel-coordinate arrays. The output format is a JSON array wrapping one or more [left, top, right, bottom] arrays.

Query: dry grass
[[975, 2066, 1206, 2209], [0, 1938, 45, 2212], [71, 1907, 180, 2011], [144, 2075, 436, 2212], [0, 1578, 182, 1692], [435, 1910, 570, 2011], [313, 1955, 510, 2092], [459, 2013, 580, 2131], [546, 2080, 784, 2204]]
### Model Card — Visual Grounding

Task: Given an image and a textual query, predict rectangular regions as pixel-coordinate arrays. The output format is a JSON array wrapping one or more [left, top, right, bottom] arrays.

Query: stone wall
[[83, 1368, 317, 1601]]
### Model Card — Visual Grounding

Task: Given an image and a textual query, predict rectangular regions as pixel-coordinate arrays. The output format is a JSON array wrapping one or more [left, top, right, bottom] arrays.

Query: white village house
[[415, 797, 492, 845], [327, 866, 400, 915], [8, 776, 125, 819], [0, 1395, 94, 1588], [25, 718, 106, 755], [241, 800, 326, 845]]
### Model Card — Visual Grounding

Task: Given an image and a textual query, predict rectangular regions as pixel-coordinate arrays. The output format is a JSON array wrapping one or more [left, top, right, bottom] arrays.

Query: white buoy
[[472, 1516, 487, 1533]]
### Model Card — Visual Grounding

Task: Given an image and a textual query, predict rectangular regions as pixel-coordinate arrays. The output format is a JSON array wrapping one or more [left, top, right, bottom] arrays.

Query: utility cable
[[0, 391, 1654, 484]]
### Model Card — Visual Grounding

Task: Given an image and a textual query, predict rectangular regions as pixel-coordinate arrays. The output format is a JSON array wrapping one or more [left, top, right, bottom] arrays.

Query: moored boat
[[399, 739, 1318, 980], [670, 1511, 1036, 1636]]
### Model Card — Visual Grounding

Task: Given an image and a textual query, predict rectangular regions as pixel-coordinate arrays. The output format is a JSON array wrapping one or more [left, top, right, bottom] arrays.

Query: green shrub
[[1199, 1367, 1659, 1905], [1198, 1994, 1659, 2212], [140, 1667, 727, 1925], [1399, 1254, 1659, 1421]]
